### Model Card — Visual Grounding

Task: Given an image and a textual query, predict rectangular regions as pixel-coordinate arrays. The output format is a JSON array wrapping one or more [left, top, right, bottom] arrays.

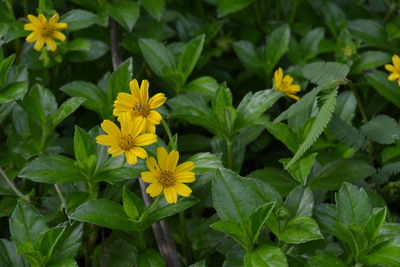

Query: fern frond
[[373, 162, 400, 184], [329, 114, 368, 150], [361, 115, 400, 145], [285, 88, 338, 169], [303, 61, 350, 85]]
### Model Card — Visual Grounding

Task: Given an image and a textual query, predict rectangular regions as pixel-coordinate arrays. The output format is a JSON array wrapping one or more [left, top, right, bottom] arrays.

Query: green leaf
[[51, 97, 85, 126], [60, 81, 107, 115], [177, 34, 205, 80], [265, 24, 290, 73], [0, 81, 28, 104], [122, 186, 144, 220], [248, 167, 298, 197], [146, 196, 199, 223], [212, 168, 282, 224], [248, 202, 276, 244], [19, 155, 85, 184], [136, 249, 165, 267], [217, 0, 253, 17], [20, 84, 57, 123], [301, 27, 325, 61], [265, 122, 299, 153], [286, 88, 338, 168], [280, 153, 317, 185], [233, 41, 264, 78], [235, 89, 282, 131], [106, 0, 140, 31], [348, 19, 387, 45], [61, 9, 98, 31], [0, 239, 28, 267], [302, 61, 350, 85], [336, 183, 372, 227], [93, 166, 141, 184], [189, 260, 206, 267], [361, 115, 400, 144], [49, 223, 83, 263], [244, 245, 288, 267], [310, 159, 375, 190], [48, 258, 78, 267], [183, 76, 219, 95], [352, 51, 391, 74], [285, 185, 314, 219], [307, 252, 348, 267], [107, 58, 132, 105], [189, 152, 224, 174], [278, 216, 323, 244], [139, 38, 176, 78], [364, 70, 400, 108], [322, 1, 346, 36], [9, 201, 48, 246], [386, 18, 400, 40], [69, 199, 137, 231], [365, 207, 387, 242], [74, 126, 96, 164], [140, 0, 165, 21], [329, 114, 367, 150], [0, 54, 15, 87], [360, 237, 400, 266], [65, 39, 108, 62], [210, 220, 251, 250], [36, 228, 64, 262]]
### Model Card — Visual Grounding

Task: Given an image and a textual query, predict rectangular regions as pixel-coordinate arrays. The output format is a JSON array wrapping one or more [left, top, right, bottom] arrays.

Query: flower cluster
[[96, 79, 196, 203]]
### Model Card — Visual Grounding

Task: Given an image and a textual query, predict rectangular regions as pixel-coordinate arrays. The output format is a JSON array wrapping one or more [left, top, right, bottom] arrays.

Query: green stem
[[0, 167, 29, 202], [161, 119, 176, 150], [54, 184, 67, 212]]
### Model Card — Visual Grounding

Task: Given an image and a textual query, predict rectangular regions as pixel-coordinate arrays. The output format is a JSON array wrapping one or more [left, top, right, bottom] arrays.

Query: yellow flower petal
[[388, 73, 400, 81], [52, 31, 66, 41], [166, 150, 179, 171], [49, 13, 60, 24], [34, 39, 45, 51], [148, 93, 167, 109], [100, 120, 121, 137], [108, 147, 124, 157], [147, 110, 162, 125], [175, 162, 195, 173], [163, 187, 177, 204], [146, 157, 161, 175], [54, 22, 68, 30], [24, 23, 36, 31], [385, 64, 396, 72], [96, 135, 118, 146], [175, 172, 196, 183], [130, 147, 148, 159], [26, 32, 38, 42], [144, 123, 156, 134], [157, 147, 169, 170], [134, 133, 157, 146], [140, 79, 149, 103], [174, 183, 192, 197], [125, 150, 138, 165], [129, 79, 141, 99], [46, 39, 57, 51], [146, 183, 163, 197], [393, 55, 400, 68], [27, 14, 40, 24], [141, 171, 158, 183]]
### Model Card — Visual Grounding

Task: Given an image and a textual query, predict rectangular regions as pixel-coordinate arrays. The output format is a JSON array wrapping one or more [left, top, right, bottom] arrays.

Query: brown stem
[[139, 179, 182, 267], [108, 14, 181, 265]]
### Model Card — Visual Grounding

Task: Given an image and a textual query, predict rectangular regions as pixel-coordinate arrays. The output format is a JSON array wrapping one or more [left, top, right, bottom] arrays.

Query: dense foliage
[[1, 0, 400, 266]]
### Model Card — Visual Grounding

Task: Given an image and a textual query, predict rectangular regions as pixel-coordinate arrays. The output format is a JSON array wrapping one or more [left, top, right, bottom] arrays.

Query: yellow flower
[[96, 117, 157, 165], [113, 79, 167, 133], [24, 13, 68, 51], [273, 67, 301, 100], [385, 55, 400, 86], [141, 147, 196, 204]]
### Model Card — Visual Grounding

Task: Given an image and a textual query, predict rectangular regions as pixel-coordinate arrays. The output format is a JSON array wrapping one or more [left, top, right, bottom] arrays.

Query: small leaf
[[360, 237, 400, 266], [61, 9, 98, 31], [140, 0, 165, 21], [107, 58, 132, 105], [74, 126, 96, 164], [0, 81, 28, 104], [122, 186, 144, 220], [51, 97, 86, 126], [0, 54, 15, 87], [183, 76, 219, 95], [265, 24, 291, 73], [177, 34, 205, 80], [364, 70, 400, 108], [280, 153, 317, 185], [136, 249, 165, 267], [0, 239, 28, 267], [285, 185, 314, 219], [210, 220, 251, 250], [146, 196, 199, 223], [249, 202, 276, 244], [278, 216, 323, 244], [106, 0, 139, 31], [244, 245, 288, 267], [352, 51, 390, 74], [217, 0, 254, 17], [365, 207, 387, 242]]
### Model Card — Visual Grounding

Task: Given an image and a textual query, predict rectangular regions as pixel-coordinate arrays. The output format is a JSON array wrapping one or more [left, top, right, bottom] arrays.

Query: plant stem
[[54, 184, 67, 211], [0, 167, 29, 202], [161, 119, 176, 150]]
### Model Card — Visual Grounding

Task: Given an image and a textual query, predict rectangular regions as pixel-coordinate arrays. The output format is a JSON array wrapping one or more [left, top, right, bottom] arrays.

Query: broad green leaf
[[70, 199, 137, 231], [217, 0, 253, 17], [188, 152, 223, 174], [352, 51, 390, 74], [106, 0, 140, 31], [244, 245, 288, 267], [265, 24, 290, 73], [61, 9, 98, 31], [248, 167, 298, 197], [139, 38, 176, 77], [278, 216, 323, 244], [51, 97, 85, 126], [249, 202, 276, 244], [48, 258, 78, 267], [65, 39, 108, 62], [74, 126, 96, 164], [336, 183, 372, 227], [20, 84, 57, 123], [285, 185, 314, 219], [140, 0, 165, 21], [122, 186, 144, 220], [183, 76, 219, 95], [210, 220, 251, 250], [365, 207, 387, 243], [364, 70, 400, 108], [107, 58, 132, 105], [93, 166, 141, 184], [360, 237, 400, 266], [301, 27, 325, 61], [265, 122, 299, 153], [322, 1, 346, 36], [0, 54, 15, 87], [19, 155, 85, 184], [361, 115, 400, 144], [146, 196, 199, 223], [280, 153, 317, 185], [310, 159, 375, 190], [307, 252, 348, 267], [348, 19, 387, 45], [9, 201, 48, 246], [212, 168, 282, 224], [177, 34, 205, 80], [235, 89, 282, 131], [91, 235, 136, 267], [233, 41, 264, 78], [60, 81, 107, 115], [0, 81, 28, 104], [49, 223, 83, 263], [0, 239, 28, 267], [136, 249, 165, 267], [36, 228, 64, 262]]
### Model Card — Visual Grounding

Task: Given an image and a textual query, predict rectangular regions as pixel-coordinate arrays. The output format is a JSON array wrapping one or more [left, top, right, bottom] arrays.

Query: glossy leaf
[[244, 245, 288, 267]]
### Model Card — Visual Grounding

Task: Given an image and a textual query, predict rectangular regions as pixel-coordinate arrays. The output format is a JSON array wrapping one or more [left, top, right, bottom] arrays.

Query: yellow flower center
[[158, 170, 175, 187], [40, 24, 54, 38], [119, 134, 135, 150], [131, 103, 150, 117]]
